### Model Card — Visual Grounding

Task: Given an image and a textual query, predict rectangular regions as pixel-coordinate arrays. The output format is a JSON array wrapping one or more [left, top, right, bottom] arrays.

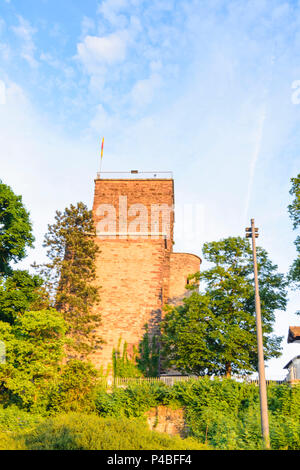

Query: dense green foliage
[[112, 330, 160, 378], [137, 324, 160, 377], [0, 182, 34, 276], [0, 182, 298, 450], [0, 380, 299, 450], [0, 270, 49, 325], [0, 190, 104, 416], [23, 413, 205, 450], [35, 202, 101, 357], [47, 360, 98, 413], [94, 379, 300, 450], [0, 413, 205, 450], [95, 381, 179, 418], [161, 237, 287, 377], [112, 340, 143, 378], [0, 309, 67, 411], [0, 404, 43, 432], [172, 379, 300, 450], [288, 173, 300, 289]]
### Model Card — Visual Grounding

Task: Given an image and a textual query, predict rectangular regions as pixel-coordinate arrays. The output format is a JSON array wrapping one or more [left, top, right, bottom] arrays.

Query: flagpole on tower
[[100, 137, 104, 177]]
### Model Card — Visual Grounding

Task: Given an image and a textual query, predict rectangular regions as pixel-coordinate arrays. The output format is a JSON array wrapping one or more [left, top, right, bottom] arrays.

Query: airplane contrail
[[243, 105, 267, 225]]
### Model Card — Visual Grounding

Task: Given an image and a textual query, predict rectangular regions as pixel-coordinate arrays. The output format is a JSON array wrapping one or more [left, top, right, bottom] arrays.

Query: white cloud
[[80, 16, 95, 38], [97, 0, 128, 28], [39, 52, 75, 79], [0, 80, 97, 268], [0, 17, 5, 35], [11, 15, 38, 68], [89, 74, 107, 94], [76, 31, 128, 73], [0, 80, 28, 108], [40, 52, 61, 69], [89, 103, 118, 134], [0, 80, 6, 104], [131, 72, 162, 109], [0, 42, 10, 61]]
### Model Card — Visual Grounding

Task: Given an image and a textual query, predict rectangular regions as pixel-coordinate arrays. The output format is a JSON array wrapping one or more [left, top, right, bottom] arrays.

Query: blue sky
[[0, 0, 299, 379]]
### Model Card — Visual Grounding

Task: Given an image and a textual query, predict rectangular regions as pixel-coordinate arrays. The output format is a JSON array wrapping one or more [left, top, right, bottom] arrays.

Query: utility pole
[[245, 218, 270, 450]]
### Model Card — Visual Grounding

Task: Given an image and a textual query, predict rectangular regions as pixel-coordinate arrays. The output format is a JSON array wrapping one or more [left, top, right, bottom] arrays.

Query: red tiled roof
[[287, 326, 300, 343]]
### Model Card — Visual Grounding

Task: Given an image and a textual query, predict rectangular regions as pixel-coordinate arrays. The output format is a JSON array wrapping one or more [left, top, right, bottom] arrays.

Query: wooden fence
[[98, 376, 284, 389]]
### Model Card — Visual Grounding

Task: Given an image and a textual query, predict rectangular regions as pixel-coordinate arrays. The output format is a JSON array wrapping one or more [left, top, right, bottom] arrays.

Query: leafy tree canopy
[[288, 173, 300, 288], [161, 237, 287, 377], [47, 360, 99, 413], [0, 309, 67, 410], [0, 182, 34, 275], [35, 202, 101, 358], [0, 270, 49, 325]]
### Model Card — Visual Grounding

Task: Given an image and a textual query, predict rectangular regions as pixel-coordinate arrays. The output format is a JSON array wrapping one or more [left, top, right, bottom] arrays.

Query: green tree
[[36, 202, 101, 358], [161, 237, 287, 377], [0, 270, 49, 325], [288, 173, 300, 288], [0, 309, 67, 410], [0, 182, 34, 276], [47, 360, 98, 413]]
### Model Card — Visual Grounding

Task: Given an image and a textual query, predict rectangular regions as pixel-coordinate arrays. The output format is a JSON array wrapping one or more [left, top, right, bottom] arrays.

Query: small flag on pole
[[101, 137, 104, 159]]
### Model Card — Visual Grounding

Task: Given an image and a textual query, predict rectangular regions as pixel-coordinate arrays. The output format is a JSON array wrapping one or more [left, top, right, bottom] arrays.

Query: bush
[[0, 405, 43, 432], [95, 382, 179, 418], [0, 431, 25, 450], [24, 413, 208, 450], [1, 378, 299, 450], [269, 413, 300, 450], [94, 379, 300, 450], [0, 405, 41, 450], [47, 360, 98, 413], [172, 379, 300, 450], [268, 382, 300, 419]]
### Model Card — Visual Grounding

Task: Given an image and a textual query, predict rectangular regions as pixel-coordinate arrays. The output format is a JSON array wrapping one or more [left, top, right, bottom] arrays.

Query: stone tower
[[91, 171, 201, 373]]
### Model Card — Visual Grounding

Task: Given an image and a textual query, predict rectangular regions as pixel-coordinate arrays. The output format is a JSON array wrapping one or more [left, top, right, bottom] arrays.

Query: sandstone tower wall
[[92, 238, 168, 370], [91, 176, 200, 373], [168, 253, 201, 305]]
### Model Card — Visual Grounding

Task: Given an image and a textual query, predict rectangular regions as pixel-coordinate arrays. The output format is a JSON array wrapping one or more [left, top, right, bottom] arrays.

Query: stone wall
[[168, 253, 201, 304], [92, 178, 175, 252], [146, 406, 188, 437], [91, 237, 168, 369], [90, 177, 201, 373]]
